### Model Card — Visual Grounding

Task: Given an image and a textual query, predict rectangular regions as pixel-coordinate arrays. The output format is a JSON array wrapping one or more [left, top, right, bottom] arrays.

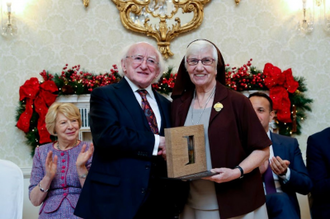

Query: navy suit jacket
[[269, 132, 313, 216], [75, 78, 187, 219], [307, 127, 330, 219]]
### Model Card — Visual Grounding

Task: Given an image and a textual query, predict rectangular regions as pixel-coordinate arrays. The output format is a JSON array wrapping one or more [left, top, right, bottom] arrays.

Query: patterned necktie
[[263, 162, 277, 195], [137, 90, 159, 134]]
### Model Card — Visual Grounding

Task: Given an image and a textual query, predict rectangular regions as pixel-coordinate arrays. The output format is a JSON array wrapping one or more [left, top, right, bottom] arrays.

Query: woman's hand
[[202, 167, 241, 183], [76, 143, 94, 187], [76, 143, 94, 168], [30, 151, 57, 206], [45, 151, 58, 180], [259, 160, 269, 175]]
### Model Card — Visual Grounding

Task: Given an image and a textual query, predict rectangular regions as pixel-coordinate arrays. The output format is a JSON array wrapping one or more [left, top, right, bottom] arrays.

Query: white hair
[[184, 40, 218, 69], [117, 42, 165, 82]]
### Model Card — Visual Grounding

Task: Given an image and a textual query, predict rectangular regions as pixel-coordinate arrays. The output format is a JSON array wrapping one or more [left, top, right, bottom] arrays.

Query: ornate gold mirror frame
[[111, 0, 211, 58], [82, 0, 89, 7]]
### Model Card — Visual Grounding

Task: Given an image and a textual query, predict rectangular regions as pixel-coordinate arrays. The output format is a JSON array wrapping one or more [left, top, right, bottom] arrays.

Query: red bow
[[17, 78, 58, 144], [263, 63, 299, 123]]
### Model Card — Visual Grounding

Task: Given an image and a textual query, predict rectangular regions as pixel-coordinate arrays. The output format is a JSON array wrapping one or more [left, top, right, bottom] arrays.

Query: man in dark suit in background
[[75, 42, 187, 219], [307, 127, 330, 219], [249, 92, 312, 219]]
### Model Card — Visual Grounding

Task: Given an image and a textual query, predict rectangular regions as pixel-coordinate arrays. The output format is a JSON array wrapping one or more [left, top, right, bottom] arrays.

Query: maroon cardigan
[[171, 82, 272, 219]]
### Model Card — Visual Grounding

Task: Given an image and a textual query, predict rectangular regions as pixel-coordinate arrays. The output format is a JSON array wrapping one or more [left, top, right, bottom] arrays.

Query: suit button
[[145, 165, 150, 169], [141, 188, 145, 194]]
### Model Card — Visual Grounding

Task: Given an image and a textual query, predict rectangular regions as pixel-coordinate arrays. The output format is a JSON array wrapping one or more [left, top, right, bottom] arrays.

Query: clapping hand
[[76, 143, 94, 168], [270, 156, 290, 176], [45, 151, 58, 180]]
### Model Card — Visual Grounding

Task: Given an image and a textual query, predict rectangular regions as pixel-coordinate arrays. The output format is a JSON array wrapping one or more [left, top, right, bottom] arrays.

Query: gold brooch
[[214, 102, 223, 112]]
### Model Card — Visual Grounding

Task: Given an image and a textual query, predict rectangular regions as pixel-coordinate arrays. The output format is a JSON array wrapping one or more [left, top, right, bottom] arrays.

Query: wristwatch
[[235, 165, 244, 179], [79, 173, 88, 179]]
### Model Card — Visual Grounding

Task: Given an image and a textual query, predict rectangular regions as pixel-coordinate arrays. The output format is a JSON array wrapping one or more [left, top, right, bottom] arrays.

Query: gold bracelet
[[38, 182, 49, 192]]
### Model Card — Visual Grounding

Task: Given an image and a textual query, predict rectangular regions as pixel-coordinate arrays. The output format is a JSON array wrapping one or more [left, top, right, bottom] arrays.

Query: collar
[[124, 76, 155, 99]]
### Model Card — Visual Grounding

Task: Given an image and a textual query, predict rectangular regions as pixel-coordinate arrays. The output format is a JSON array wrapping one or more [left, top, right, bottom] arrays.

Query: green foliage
[[16, 63, 313, 157], [277, 77, 313, 136]]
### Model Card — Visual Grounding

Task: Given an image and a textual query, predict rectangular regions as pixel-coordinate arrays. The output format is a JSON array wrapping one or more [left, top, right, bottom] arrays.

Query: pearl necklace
[[57, 139, 78, 150], [191, 86, 216, 125]]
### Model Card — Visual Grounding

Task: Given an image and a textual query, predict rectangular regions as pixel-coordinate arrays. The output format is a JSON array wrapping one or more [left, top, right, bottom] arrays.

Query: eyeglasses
[[186, 57, 215, 66], [126, 55, 159, 67]]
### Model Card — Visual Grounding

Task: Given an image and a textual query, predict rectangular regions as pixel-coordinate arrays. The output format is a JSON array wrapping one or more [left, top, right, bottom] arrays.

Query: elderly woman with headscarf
[[171, 39, 272, 219]]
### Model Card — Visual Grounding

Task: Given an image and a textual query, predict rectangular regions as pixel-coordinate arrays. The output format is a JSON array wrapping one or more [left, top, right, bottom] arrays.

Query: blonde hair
[[45, 102, 82, 135]]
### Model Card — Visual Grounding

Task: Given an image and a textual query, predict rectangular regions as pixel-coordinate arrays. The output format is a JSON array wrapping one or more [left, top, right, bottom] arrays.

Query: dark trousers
[[134, 157, 188, 219], [311, 203, 330, 219], [134, 194, 179, 219], [133, 178, 181, 219], [266, 193, 299, 219]]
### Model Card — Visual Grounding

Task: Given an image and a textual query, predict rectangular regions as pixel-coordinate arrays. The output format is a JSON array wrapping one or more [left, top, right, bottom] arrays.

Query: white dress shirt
[[125, 76, 161, 155], [266, 130, 291, 193]]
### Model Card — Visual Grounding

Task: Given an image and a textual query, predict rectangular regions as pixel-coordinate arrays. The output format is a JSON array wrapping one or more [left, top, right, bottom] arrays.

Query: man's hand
[[270, 156, 290, 176], [158, 136, 166, 160]]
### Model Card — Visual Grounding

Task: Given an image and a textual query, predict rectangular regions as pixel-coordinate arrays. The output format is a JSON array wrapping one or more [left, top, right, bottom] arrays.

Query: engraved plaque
[[165, 124, 214, 180]]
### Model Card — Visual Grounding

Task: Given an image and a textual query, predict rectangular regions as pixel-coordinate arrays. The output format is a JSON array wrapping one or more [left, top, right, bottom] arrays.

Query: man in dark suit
[[249, 92, 312, 219], [75, 42, 187, 219], [307, 127, 330, 219]]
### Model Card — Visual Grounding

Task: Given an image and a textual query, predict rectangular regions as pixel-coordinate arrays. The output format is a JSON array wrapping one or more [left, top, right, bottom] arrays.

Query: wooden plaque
[[165, 125, 214, 180]]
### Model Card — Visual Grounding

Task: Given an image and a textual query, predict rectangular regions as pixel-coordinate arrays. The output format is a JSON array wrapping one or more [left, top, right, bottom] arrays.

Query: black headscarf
[[171, 39, 226, 98]]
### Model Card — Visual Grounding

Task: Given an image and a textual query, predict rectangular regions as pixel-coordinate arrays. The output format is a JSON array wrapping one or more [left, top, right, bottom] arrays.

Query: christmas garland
[[225, 60, 312, 136], [16, 60, 312, 155]]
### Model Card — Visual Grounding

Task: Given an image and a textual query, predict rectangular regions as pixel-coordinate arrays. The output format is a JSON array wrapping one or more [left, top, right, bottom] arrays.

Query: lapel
[[113, 78, 169, 134], [209, 82, 229, 125], [113, 78, 150, 131], [270, 132, 283, 157]]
